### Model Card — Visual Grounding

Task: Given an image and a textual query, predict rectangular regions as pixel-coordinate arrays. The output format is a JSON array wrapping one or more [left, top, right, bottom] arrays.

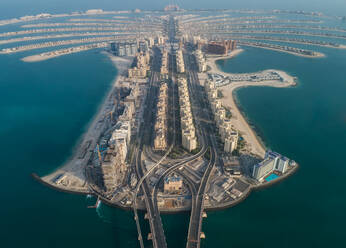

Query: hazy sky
[[1, 0, 345, 18]]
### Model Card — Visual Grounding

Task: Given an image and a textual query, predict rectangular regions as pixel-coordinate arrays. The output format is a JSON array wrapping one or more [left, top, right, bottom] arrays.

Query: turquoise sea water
[[1, 45, 345, 248], [210, 46, 346, 247], [0, 49, 189, 248], [1, 7, 346, 248]]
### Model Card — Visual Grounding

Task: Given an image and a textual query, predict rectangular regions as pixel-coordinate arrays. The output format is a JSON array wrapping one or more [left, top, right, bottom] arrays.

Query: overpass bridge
[[131, 61, 169, 248], [186, 141, 217, 248]]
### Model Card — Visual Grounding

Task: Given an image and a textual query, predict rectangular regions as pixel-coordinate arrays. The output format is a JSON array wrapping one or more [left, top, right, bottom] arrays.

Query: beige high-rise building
[[204, 80, 239, 154], [176, 49, 185, 73], [154, 82, 168, 150], [128, 52, 150, 79], [211, 99, 221, 112], [194, 50, 207, 72], [215, 107, 226, 125], [219, 118, 232, 140], [178, 78, 198, 151], [182, 129, 197, 151], [161, 50, 169, 75], [128, 67, 147, 78], [154, 129, 166, 150], [205, 80, 216, 93], [224, 131, 238, 153], [181, 115, 193, 130], [102, 116, 132, 192], [147, 37, 155, 48]]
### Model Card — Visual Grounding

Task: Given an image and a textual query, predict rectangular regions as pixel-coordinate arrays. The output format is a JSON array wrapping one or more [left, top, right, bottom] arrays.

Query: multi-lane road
[[132, 16, 220, 248], [184, 53, 220, 248]]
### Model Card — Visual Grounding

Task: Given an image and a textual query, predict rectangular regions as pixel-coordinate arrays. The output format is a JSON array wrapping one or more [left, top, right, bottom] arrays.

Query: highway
[[135, 146, 168, 248], [133, 16, 219, 248], [184, 52, 219, 248], [186, 141, 217, 248], [132, 53, 169, 248], [132, 42, 182, 248]]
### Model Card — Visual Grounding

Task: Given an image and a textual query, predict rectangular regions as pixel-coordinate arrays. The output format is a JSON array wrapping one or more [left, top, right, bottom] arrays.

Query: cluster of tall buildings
[[138, 40, 149, 53], [181, 35, 207, 48], [252, 150, 291, 181], [176, 49, 185, 73], [205, 40, 237, 55], [181, 36, 237, 56], [128, 52, 150, 79], [100, 83, 141, 192], [154, 83, 168, 150], [204, 80, 238, 153], [110, 41, 138, 57], [193, 50, 207, 72], [156, 36, 166, 46], [178, 78, 198, 152], [138, 37, 161, 52], [160, 50, 168, 75], [101, 107, 133, 192], [110, 36, 164, 57]]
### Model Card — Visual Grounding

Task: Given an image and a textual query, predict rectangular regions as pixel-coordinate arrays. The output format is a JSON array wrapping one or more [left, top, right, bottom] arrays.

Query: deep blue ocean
[[1, 2, 346, 248]]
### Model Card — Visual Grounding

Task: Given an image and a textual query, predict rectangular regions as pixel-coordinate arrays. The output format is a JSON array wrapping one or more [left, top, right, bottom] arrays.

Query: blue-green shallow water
[[1, 45, 346, 247], [205, 46, 346, 247], [0, 49, 189, 248], [0, 50, 138, 247]]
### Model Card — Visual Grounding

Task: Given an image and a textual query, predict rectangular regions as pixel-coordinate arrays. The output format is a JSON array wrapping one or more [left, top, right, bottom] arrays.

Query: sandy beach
[[41, 53, 133, 192], [206, 48, 244, 62], [204, 50, 296, 158]]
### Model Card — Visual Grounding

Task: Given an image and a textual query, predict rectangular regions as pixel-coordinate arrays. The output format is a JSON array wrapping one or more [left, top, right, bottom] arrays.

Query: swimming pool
[[265, 173, 279, 182]]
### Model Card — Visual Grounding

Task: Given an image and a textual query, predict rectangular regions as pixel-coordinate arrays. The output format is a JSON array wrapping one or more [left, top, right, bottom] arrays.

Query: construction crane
[[106, 111, 113, 122]]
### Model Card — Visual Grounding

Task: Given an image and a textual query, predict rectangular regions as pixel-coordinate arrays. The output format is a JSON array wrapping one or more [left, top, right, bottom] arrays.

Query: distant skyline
[[0, 0, 346, 19]]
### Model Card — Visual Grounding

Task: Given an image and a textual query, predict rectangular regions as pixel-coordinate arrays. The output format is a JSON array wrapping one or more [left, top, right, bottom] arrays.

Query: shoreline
[[205, 49, 297, 158], [33, 49, 299, 213], [1, 37, 115, 54], [235, 37, 346, 50], [39, 52, 133, 192], [21, 43, 108, 62], [232, 91, 268, 153], [32, 162, 299, 213], [206, 48, 244, 61], [239, 43, 325, 58]]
